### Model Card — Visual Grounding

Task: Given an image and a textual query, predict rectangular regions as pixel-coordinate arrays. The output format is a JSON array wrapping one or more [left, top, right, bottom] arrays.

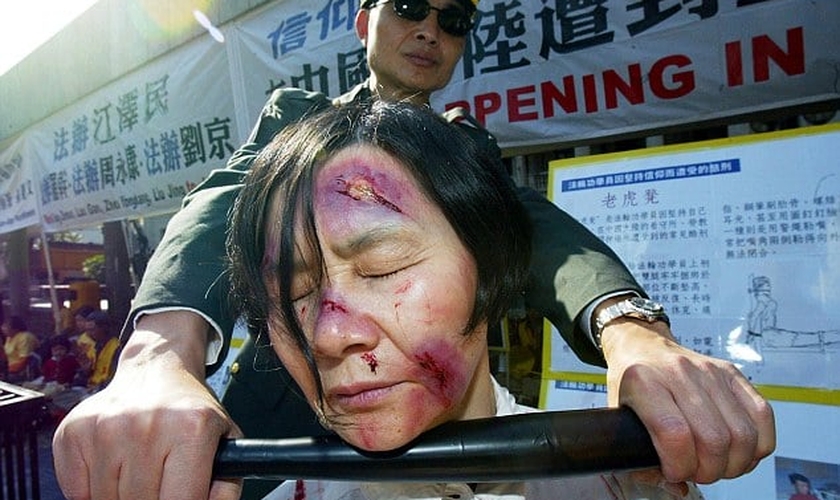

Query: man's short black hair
[[360, 0, 477, 14]]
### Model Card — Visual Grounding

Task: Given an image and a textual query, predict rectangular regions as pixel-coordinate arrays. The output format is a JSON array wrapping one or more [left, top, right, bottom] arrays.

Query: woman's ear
[[355, 8, 370, 47]]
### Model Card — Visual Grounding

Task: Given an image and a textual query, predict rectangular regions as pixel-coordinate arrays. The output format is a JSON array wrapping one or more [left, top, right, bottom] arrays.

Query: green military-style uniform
[[127, 82, 642, 498]]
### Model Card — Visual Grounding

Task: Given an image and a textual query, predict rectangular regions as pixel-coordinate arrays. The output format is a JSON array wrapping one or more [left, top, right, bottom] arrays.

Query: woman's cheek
[[268, 328, 317, 400], [409, 339, 471, 406], [392, 273, 471, 331]]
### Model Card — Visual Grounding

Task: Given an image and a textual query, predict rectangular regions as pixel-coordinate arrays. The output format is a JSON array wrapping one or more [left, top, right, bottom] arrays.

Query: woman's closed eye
[[356, 251, 424, 279], [359, 265, 406, 280]]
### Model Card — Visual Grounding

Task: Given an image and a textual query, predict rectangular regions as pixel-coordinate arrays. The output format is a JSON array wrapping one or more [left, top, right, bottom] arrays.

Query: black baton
[[213, 407, 659, 482]]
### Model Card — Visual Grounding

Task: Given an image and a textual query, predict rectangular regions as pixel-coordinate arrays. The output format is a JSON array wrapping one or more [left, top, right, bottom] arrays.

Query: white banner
[[5, 0, 839, 234], [229, 0, 364, 134], [432, 0, 840, 148], [28, 36, 238, 232], [226, 0, 840, 149], [0, 136, 39, 233]]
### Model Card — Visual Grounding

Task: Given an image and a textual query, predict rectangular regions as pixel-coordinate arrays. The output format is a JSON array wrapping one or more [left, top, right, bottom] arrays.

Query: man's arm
[[516, 187, 642, 366], [595, 295, 776, 486], [511, 176, 775, 485], [125, 174, 244, 373], [446, 110, 642, 365]]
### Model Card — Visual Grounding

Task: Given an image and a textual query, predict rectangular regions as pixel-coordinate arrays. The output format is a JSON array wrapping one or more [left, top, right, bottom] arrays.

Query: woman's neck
[[452, 352, 497, 421]]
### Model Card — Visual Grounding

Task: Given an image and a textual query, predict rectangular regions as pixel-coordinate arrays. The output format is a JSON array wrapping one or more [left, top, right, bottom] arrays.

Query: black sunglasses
[[366, 0, 475, 37]]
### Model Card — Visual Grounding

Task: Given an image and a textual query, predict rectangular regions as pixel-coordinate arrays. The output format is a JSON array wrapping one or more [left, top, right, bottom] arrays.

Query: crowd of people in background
[[0, 302, 120, 423]]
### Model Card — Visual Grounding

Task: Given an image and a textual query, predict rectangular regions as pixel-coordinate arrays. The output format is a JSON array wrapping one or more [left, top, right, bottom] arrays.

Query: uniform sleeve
[[448, 110, 643, 367], [123, 89, 332, 374], [517, 187, 643, 366]]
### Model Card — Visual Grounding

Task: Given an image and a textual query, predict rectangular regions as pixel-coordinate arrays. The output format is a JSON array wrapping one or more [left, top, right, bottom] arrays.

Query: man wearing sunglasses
[[367, 0, 475, 36], [53, 1, 775, 499]]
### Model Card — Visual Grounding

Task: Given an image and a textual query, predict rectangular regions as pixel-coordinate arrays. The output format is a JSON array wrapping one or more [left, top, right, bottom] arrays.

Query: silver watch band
[[593, 297, 669, 349]]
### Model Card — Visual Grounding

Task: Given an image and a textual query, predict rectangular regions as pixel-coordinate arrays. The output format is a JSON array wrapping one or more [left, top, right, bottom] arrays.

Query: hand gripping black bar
[[213, 407, 659, 482]]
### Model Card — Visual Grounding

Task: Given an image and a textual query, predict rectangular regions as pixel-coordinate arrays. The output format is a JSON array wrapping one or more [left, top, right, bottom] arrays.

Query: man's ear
[[355, 8, 369, 47]]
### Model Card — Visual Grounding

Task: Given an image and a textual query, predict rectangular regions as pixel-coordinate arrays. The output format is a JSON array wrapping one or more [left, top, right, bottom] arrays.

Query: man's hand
[[52, 311, 243, 500], [599, 314, 775, 486]]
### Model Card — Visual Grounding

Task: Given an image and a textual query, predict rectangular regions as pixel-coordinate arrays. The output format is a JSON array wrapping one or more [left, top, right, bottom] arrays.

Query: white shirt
[[262, 379, 703, 500]]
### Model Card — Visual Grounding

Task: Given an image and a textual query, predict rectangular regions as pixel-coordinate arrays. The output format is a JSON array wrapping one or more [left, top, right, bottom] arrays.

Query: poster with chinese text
[[545, 124, 840, 402]]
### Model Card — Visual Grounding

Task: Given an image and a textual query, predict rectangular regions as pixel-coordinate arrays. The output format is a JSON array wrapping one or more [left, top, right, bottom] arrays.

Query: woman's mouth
[[331, 381, 403, 409]]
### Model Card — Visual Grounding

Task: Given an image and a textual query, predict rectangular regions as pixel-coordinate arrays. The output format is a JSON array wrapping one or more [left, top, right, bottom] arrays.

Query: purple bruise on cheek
[[413, 343, 468, 404], [361, 352, 378, 374], [335, 175, 403, 213], [415, 351, 451, 394]]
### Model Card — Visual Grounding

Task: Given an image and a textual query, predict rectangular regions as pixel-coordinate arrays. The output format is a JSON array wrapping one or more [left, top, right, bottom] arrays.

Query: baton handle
[[213, 407, 659, 482]]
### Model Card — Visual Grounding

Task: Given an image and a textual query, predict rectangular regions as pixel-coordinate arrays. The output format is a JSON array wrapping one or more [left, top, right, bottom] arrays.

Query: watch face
[[629, 296, 664, 313]]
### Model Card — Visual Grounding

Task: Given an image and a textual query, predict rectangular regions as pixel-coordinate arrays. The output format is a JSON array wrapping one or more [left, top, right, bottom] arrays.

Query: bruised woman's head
[[229, 101, 531, 346]]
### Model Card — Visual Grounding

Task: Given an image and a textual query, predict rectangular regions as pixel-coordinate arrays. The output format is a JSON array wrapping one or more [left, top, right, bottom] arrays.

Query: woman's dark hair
[[228, 100, 531, 401]]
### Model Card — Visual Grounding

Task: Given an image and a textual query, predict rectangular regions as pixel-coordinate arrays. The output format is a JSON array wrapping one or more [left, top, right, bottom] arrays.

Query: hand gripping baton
[[213, 407, 659, 482]]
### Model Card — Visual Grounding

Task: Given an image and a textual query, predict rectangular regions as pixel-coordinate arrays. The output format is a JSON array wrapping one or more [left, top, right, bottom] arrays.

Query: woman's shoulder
[[525, 473, 703, 500], [262, 479, 368, 500]]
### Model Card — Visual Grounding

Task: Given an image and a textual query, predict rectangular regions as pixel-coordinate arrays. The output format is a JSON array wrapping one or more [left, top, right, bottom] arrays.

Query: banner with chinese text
[[27, 36, 238, 232], [0, 137, 39, 233], [433, 0, 839, 148], [6, 0, 840, 234], [544, 123, 840, 397], [230, 0, 840, 151]]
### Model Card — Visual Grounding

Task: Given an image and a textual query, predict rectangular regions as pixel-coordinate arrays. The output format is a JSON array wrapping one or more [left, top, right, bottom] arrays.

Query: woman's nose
[[310, 291, 381, 358]]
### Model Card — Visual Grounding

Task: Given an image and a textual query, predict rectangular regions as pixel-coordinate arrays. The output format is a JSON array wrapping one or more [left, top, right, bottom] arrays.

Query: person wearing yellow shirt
[[78, 311, 120, 390], [3, 315, 40, 382]]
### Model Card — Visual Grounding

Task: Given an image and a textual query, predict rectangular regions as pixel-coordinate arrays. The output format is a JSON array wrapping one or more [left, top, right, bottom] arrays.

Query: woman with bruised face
[[229, 99, 529, 449], [228, 102, 702, 499]]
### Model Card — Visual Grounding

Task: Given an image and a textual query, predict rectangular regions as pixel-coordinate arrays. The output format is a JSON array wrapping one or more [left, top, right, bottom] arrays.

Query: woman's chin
[[339, 423, 427, 453], [331, 405, 452, 452]]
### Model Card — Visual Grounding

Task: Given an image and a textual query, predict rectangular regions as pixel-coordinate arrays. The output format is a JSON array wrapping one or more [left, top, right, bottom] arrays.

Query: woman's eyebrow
[[338, 224, 416, 258]]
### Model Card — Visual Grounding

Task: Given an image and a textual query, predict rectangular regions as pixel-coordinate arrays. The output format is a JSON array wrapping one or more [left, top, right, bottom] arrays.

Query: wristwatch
[[593, 296, 670, 349]]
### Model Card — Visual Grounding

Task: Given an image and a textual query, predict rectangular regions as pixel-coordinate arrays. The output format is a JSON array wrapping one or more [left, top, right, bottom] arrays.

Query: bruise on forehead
[[315, 147, 421, 221], [335, 174, 403, 214]]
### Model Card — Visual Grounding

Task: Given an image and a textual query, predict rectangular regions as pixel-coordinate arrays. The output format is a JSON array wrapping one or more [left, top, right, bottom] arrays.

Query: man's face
[[356, 1, 468, 103]]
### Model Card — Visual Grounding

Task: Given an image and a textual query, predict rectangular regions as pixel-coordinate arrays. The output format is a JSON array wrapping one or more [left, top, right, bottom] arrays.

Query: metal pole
[[39, 228, 61, 335], [214, 408, 659, 482]]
